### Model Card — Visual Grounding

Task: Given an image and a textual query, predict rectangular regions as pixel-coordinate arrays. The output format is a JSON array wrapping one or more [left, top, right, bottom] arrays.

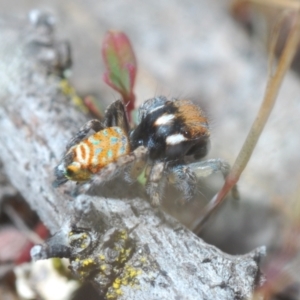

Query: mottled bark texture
[[0, 13, 264, 300]]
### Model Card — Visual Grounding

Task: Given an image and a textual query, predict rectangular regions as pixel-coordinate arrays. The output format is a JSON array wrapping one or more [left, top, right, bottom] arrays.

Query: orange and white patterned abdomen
[[70, 127, 130, 174]]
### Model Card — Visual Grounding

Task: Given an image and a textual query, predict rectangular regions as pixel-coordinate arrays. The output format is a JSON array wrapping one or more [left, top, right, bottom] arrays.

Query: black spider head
[[130, 96, 210, 161]]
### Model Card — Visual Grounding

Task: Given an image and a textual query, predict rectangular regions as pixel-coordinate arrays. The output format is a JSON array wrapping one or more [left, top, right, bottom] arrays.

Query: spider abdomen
[[65, 127, 130, 181]]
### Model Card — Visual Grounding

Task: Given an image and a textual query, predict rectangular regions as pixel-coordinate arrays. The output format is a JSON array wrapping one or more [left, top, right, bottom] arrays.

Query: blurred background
[[0, 0, 300, 299]]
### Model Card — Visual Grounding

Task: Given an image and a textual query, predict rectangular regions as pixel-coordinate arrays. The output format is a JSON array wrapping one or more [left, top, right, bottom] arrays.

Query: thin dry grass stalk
[[244, 0, 300, 10], [193, 8, 300, 233]]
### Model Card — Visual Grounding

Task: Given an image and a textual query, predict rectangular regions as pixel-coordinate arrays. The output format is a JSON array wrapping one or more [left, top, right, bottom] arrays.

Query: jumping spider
[[53, 96, 238, 206]]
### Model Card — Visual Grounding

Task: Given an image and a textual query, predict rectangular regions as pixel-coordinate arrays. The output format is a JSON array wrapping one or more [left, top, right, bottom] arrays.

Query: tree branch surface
[[0, 13, 265, 300]]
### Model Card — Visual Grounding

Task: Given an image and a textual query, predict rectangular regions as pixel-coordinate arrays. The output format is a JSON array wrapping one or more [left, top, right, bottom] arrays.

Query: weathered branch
[[0, 12, 264, 300], [0, 161, 17, 201]]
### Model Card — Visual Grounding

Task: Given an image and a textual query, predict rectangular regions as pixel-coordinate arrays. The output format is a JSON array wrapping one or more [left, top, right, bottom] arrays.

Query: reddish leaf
[[0, 227, 27, 262], [102, 30, 137, 116]]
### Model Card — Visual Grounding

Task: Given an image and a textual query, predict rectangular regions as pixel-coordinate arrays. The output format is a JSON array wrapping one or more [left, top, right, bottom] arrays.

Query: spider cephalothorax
[[53, 97, 237, 206], [128, 96, 237, 206], [130, 96, 210, 161]]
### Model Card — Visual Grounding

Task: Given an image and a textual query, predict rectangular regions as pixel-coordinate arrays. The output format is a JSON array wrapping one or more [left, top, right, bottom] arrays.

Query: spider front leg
[[66, 119, 104, 150], [145, 161, 167, 207], [166, 163, 197, 205], [188, 158, 239, 199], [124, 153, 147, 183]]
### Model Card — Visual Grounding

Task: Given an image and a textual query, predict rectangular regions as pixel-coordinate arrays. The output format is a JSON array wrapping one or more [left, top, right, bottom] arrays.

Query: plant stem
[[193, 10, 300, 233]]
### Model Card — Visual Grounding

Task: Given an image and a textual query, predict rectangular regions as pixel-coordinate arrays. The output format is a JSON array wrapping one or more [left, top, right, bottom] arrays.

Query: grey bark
[[0, 161, 17, 201], [0, 12, 265, 300]]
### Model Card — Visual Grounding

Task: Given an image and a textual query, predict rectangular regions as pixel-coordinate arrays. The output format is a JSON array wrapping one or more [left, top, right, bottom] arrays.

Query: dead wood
[[0, 12, 265, 300]]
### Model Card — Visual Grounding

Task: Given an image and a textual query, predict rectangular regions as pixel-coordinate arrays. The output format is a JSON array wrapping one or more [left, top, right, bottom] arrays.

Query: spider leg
[[66, 100, 129, 151], [75, 146, 148, 195], [104, 99, 129, 133], [66, 119, 104, 150], [167, 163, 197, 205], [145, 161, 166, 207], [188, 158, 239, 199], [124, 154, 147, 183]]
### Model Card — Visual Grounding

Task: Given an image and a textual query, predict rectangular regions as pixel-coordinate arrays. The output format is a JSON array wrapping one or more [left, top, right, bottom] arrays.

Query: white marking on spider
[[76, 143, 90, 164], [149, 104, 165, 114], [155, 114, 175, 126], [166, 133, 187, 145]]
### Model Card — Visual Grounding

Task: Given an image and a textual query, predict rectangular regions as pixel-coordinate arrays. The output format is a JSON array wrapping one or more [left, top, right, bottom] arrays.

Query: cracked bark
[[0, 13, 265, 300]]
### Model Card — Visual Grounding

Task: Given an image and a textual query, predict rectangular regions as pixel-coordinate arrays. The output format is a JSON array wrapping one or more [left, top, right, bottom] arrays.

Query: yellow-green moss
[[81, 258, 95, 267], [59, 79, 88, 113], [105, 264, 142, 300], [99, 254, 105, 260]]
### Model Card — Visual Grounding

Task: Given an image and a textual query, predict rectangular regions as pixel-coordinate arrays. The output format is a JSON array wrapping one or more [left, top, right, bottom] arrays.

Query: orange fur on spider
[[175, 99, 210, 138]]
